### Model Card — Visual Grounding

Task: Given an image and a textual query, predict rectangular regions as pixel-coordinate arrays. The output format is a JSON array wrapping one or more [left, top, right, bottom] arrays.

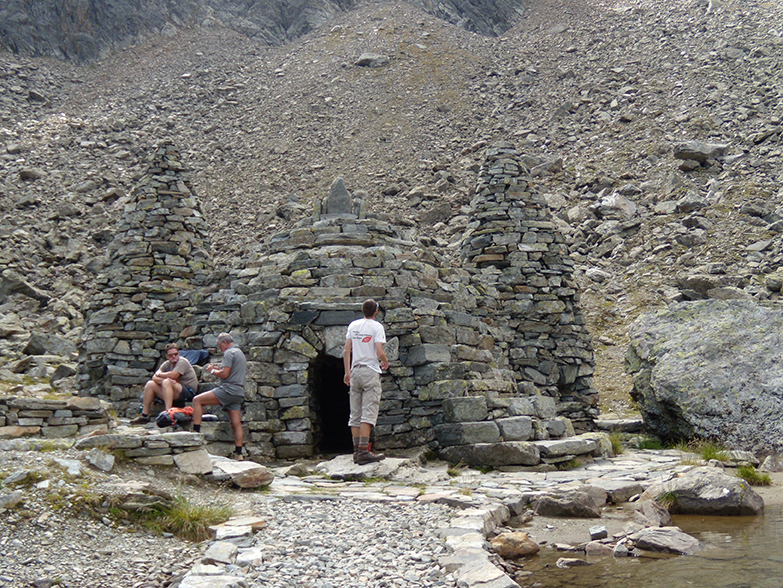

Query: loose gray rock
[[355, 52, 390, 67], [533, 491, 601, 518]]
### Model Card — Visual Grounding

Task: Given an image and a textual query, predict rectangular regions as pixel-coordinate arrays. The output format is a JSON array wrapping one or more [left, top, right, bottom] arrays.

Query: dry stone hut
[[78, 142, 598, 464], [77, 143, 213, 404]]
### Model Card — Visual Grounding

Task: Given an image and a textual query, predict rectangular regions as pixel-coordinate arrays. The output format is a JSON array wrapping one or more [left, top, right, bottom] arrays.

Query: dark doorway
[[310, 353, 353, 454]]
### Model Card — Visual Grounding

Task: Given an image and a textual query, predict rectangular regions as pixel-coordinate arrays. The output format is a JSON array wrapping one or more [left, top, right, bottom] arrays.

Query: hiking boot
[[129, 414, 150, 425], [354, 449, 385, 465], [229, 448, 246, 461]]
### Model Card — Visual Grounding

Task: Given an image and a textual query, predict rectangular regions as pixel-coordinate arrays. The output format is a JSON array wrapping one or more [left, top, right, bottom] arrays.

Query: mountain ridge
[[0, 0, 528, 61]]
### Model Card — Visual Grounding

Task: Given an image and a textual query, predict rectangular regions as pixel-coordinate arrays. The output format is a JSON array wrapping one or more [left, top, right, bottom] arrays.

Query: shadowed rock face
[[626, 299, 783, 454], [0, 0, 528, 60]]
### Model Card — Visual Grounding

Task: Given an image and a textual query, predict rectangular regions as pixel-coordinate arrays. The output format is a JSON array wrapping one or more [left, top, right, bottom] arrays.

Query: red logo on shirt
[[361, 336, 372, 343]]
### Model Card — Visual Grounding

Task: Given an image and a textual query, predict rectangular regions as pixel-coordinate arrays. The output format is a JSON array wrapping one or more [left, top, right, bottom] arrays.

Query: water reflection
[[516, 505, 782, 588]]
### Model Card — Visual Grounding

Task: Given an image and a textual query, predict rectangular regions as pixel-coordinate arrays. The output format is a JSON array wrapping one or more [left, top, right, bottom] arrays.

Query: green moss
[[556, 458, 580, 471]]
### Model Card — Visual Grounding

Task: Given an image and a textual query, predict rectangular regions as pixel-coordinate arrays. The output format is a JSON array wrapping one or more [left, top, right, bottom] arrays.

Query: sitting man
[[130, 343, 199, 425]]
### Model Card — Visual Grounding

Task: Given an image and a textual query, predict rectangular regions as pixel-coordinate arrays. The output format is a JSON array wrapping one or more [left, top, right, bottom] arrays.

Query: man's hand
[[343, 373, 350, 385], [380, 360, 389, 371]]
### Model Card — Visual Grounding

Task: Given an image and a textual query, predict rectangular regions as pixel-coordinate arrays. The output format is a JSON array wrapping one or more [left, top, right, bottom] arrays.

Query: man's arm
[[343, 339, 352, 385], [374, 341, 389, 371], [155, 361, 183, 381], [208, 365, 231, 379]]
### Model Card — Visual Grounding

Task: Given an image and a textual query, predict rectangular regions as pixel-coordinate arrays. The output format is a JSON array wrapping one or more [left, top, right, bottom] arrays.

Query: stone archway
[[310, 352, 353, 455]]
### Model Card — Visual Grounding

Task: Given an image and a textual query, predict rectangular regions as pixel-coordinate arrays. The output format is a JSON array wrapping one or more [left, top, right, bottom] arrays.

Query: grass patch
[[608, 432, 624, 455], [112, 494, 233, 542], [679, 454, 701, 466], [635, 437, 664, 450], [736, 465, 772, 486], [447, 464, 465, 477], [698, 439, 730, 462], [458, 487, 472, 496], [657, 490, 679, 510]]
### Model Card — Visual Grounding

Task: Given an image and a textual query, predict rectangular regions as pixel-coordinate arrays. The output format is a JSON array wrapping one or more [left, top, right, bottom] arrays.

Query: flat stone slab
[[174, 448, 213, 475], [629, 526, 703, 555], [440, 441, 540, 467], [533, 436, 598, 458], [594, 418, 643, 432], [315, 454, 408, 480]]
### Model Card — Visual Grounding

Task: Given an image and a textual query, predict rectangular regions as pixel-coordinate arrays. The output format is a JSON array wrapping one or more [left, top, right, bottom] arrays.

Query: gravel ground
[[0, 443, 457, 588]]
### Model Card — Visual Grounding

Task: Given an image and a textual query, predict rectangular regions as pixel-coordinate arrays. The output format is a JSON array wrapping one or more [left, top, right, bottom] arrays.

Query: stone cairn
[[77, 143, 213, 404], [460, 142, 597, 424]]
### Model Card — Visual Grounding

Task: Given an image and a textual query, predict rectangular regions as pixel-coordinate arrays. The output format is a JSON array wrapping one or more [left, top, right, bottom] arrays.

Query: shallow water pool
[[516, 505, 783, 588]]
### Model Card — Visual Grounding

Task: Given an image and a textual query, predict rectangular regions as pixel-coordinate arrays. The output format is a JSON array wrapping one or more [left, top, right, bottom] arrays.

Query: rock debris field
[[3, 435, 783, 588]]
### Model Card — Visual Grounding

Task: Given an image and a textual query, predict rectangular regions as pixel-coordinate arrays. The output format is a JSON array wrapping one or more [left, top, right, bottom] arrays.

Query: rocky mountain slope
[[1, 0, 782, 416]]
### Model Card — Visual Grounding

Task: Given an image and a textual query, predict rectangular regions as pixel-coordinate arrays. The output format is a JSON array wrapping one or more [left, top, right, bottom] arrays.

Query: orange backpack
[[156, 406, 194, 428]]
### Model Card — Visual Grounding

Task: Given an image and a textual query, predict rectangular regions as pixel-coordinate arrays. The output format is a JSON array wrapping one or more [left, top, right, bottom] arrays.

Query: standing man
[[130, 343, 198, 425], [192, 333, 247, 460], [344, 299, 389, 465]]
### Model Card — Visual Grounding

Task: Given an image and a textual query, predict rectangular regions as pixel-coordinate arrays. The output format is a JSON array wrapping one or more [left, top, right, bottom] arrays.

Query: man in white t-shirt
[[343, 299, 389, 465]]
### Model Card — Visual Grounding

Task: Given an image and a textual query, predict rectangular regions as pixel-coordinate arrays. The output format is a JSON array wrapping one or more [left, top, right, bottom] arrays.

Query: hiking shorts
[[212, 385, 244, 412], [348, 365, 383, 427], [199, 382, 244, 412], [173, 387, 196, 408]]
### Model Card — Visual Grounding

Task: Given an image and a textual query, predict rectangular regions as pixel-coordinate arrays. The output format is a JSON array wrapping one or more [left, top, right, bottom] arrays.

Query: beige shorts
[[348, 366, 383, 427]]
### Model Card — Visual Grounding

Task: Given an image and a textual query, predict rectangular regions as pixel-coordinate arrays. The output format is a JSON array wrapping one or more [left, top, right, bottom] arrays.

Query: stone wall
[[0, 397, 111, 439], [77, 142, 598, 463]]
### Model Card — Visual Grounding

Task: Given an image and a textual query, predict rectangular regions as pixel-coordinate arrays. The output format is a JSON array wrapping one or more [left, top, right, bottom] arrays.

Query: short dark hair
[[165, 343, 179, 352], [362, 299, 377, 318]]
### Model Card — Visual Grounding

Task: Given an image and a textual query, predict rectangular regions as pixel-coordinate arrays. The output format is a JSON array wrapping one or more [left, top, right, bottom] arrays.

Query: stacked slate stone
[[75, 430, 208, 470], [0, 396, 111, 439], [76, 143, 213, 406], [460, 142, 598, 428]]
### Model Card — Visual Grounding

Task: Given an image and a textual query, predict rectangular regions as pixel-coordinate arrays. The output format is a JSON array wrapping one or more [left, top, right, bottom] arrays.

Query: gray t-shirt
[[220, 344, 246, 396], [161, 357, 199, 392]]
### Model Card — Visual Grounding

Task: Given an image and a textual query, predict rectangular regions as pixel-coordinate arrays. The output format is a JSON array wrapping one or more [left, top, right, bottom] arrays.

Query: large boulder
[[626, 300, 783, 453], [640, 467, 763, 516]]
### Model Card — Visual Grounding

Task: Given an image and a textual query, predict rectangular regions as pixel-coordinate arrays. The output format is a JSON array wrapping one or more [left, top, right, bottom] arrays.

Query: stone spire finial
[[324, 177, 353, 215]]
